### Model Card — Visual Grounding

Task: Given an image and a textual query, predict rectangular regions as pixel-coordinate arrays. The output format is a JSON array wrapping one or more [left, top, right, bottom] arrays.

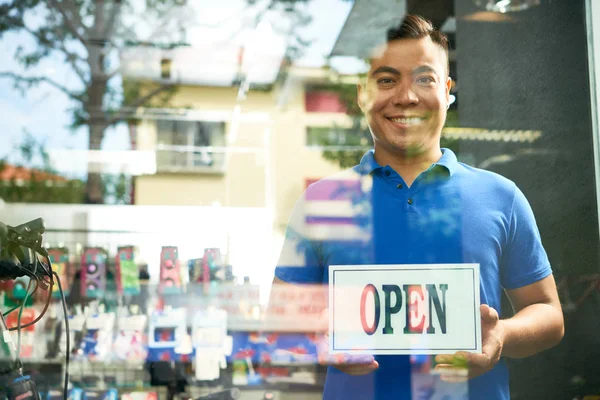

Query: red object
[[6, 309, 36, 332], [0, 164, 68, 182], [160, 247, 182, 292], [261, 352, 272, 363], [286, 346, 308, 355], [305, 91, 347, 113], [234, 349, 255, 359]]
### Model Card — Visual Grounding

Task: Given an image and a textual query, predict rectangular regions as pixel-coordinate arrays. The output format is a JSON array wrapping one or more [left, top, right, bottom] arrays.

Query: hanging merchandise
[[159, 247, 182, 294], [189, 249, 234, 285], [43, 304, 64, 360], [80, 248, 108, 298], [2, 276, 33, 307], [67, 312, 86, 358], [192, 308, 231, 381], [113, 314, 148, 361], [147, 307, 187, 361], [116, 246, 140, 295], [78, 312, 116, 361], [48, 247, 70, 298]]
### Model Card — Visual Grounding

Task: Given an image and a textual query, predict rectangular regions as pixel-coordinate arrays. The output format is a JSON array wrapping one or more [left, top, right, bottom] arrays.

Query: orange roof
[[0, 164, 68, 182]]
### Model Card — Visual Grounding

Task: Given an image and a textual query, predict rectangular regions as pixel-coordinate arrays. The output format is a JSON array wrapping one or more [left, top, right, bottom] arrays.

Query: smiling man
[[271, 14, 564, 400], [358, 20, 452, 187]]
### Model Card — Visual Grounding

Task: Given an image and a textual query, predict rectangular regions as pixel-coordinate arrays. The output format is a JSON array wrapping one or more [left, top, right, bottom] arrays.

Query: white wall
[[0, 203, 276, 285]]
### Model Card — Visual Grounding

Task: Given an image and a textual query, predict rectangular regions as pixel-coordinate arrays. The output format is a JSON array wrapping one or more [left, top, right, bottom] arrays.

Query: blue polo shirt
[[275, 148, 551, 400]]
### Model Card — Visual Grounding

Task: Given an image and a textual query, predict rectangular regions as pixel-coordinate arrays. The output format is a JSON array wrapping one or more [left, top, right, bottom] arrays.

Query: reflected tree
[[0, 0, 188, 203]]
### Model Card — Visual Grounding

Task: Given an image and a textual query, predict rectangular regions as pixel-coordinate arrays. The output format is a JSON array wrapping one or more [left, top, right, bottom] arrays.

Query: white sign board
[[328, 264, 481, 355]]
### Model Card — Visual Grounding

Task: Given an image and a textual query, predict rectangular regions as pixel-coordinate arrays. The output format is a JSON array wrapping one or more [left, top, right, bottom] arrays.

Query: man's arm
[[435, 275, 564, 380], [501, 273, 564, 358]]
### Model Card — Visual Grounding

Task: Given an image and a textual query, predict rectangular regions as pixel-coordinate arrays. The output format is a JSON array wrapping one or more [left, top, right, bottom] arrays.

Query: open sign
[[328, 264, 481, 355]]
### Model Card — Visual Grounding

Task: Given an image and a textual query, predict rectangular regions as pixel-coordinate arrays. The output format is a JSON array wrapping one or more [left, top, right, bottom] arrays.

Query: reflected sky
[[0, 0, 356, 175]]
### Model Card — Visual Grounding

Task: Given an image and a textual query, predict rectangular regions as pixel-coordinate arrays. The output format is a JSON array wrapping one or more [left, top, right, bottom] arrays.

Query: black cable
[[2, 302, 23, 318], [9, 260, 54, 331], [53, 271, 69, 400], [2, 258, 49, 317]]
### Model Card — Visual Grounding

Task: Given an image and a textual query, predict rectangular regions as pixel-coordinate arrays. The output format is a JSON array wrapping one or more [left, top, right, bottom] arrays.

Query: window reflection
[[0, 0, 598, 399]]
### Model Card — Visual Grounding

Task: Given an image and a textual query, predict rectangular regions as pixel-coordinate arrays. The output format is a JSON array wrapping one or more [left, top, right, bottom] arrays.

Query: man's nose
[[391, 82, 419, 107]]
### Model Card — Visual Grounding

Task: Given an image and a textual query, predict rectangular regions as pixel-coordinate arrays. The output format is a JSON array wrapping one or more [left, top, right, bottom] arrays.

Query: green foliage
[[0, 131, 83, 203], [101, 173, 130, 204], [0, 177, 86, 204], [0, 132, 130, 204]]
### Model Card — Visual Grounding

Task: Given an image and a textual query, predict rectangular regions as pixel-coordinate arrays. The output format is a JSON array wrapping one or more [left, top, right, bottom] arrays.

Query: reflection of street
[[556, 274, 600, 313]]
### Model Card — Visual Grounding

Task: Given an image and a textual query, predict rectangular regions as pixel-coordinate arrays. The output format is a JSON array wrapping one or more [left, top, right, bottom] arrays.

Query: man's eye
[[416, 76, 435, 84], [377, 78, 395, 85]]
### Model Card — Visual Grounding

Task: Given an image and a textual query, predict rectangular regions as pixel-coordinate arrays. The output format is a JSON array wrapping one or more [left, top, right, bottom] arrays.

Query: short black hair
[[386, 14, 449, 75]]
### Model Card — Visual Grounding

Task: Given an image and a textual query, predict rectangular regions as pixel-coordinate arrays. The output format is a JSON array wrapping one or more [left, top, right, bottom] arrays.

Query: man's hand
[[319, 352, 379, 376], [434, 304, 505, 382], [316, 334, 379, 375], [315, 306, 379, 376]]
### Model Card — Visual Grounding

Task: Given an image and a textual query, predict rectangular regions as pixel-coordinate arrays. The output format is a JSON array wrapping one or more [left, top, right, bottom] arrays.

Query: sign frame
[[328, 263, 481, 355]]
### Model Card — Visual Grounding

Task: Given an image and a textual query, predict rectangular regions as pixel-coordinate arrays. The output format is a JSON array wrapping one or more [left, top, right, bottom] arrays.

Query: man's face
[[358, 37, 452, 159]]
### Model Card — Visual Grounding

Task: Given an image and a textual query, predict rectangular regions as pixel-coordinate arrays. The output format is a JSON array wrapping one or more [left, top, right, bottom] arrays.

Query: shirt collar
[[357, 148, 458, 176], [433, 148, 458, 176]]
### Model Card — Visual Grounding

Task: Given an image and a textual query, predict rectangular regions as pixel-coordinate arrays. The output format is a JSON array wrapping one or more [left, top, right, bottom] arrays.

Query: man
[[271, 14, 564, 400]]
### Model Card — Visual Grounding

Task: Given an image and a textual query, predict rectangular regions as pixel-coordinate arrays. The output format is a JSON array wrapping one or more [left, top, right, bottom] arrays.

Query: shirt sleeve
[[500, 185, 553, 289], [274, 191, 326, 284]]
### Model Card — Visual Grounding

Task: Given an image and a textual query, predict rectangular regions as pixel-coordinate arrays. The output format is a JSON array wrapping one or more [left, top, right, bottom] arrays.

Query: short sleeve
[[274, 192, 325, 284], [500, 186, 552, 289]]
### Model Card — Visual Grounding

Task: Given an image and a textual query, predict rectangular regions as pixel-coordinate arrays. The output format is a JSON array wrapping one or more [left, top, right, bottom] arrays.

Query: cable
[[16, 277, 36, 363], [16, 259, 39, 366], [53, 271, 69, 400], [2, 268, 43, 318], [10, 260, 54, 331], [2, 302, 23, 318], [9, 279, 52, 331]]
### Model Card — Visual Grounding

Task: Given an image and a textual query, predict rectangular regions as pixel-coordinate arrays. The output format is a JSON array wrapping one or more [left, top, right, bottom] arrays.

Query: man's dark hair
[[386, 14, 449, 74]]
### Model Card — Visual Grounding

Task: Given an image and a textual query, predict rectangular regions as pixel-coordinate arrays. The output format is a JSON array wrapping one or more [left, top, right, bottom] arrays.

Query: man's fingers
[[434, 364, 468, 383], [480, 304, 499, 322], [335, 360, 379, 375], [467, 352, 491, 368], [435, 352, 469, 367]]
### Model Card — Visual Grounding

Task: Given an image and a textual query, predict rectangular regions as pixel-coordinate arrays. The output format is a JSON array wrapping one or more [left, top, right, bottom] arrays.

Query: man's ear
[[357, 83, 367, 112], [445, 77, 452, 103]]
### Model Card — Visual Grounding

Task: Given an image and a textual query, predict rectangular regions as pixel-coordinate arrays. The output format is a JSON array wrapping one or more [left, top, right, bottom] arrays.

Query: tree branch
[[47, 0, 88, 45], [103, 0, 122, 40], [105, 83, 175, 126], [0, 71, 84, 102], [19, 26, 88, 85], [59, 42, 88, 84], [103, 66, 122, 81]]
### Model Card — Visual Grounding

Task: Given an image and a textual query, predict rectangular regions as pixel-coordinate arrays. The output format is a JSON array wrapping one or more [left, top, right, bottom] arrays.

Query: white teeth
[[390, 117, 423, 125]]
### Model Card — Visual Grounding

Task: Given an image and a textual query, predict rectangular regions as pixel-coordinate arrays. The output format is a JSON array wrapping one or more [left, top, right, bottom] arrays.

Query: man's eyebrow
[[371, 66, 400, 76], [412, 65, 439, 76]]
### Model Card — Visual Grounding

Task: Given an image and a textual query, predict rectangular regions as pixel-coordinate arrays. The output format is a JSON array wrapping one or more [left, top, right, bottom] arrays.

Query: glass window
[[156, 120, 226, 172], [1, 1, 599, 399]]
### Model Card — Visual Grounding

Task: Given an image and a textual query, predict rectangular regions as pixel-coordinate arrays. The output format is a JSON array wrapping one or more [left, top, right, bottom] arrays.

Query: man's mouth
[[387, 117, 425, 126]]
